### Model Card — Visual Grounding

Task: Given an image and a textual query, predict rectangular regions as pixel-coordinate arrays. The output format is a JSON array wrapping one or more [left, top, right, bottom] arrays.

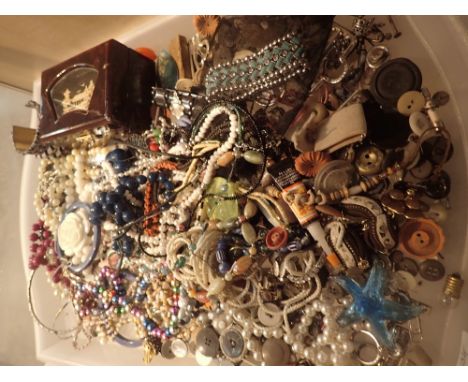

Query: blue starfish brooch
[[334, 261, 426, 350]]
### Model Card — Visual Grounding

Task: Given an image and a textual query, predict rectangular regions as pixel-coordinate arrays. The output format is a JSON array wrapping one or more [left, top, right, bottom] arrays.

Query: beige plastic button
[[395, 270, 417, 291], [397, 91, 425, 116], [409, 111, 431, 136], [171, 338, 188, 358], [161, 340, 176, 359], [355, 145, 384, 176], [257, 303, 282, 327], [261, 338, 290, 366]]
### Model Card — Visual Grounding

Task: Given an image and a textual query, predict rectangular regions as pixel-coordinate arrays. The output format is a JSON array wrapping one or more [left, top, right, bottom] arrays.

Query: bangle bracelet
[[114, 333, 144, 348], [205, 32, 309, 102], [28, 268, 80, 337]]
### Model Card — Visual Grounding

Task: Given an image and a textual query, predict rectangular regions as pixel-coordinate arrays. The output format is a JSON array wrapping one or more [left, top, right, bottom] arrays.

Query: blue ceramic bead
[[98, 192, 107, 205], [148, 172, 158, 183], [114, 161, 131, 173], [124, 177, 138, 190], [106, 148, 129, 162], [115, 184, 126, 195], [157, 172, 168, 183], [115, 212, 125, 226], [114, 200, 126, 213], [163, 181, 174, 191], [103, 203, 115, 214], [90, 201, 103, 216], [106, 192, 120, 204], [122, 210, 135, 223], [136, 175, 147, 185]]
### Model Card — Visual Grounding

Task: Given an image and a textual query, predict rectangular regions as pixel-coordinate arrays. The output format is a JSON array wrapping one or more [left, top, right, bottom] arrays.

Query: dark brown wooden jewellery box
[[38, 39, 156, 143]]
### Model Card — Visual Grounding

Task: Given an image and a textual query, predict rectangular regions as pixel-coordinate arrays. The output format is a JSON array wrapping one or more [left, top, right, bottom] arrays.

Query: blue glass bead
[[112, 296, 118, 304], [218, 261, 231, 274], [216, 249, 227, 263], [114, 212, 125, 226], [122, 210, 135, 223], [148, 172, 158, 183], [165, 328, 171, 337], [136, 175, 147, 185]]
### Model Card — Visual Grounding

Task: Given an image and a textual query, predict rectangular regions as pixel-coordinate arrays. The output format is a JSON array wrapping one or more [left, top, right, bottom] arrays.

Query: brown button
[[355, 145, 384, 176], [261, 338, 290, 366], [398, 218, 445, 259], [388, 189, 405, 201], [420, 259, 446, 281]]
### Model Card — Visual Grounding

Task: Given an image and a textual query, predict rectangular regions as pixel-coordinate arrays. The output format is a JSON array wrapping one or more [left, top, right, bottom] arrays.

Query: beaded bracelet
[[205, 32, 309, 101]]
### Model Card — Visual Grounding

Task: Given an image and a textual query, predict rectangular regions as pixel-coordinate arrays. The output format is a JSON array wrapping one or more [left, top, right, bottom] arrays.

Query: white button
[[171, 339, 188, 358], [257, 303, 282, 327], [195, 349, 214, 365], [397, 91, 425, 116]]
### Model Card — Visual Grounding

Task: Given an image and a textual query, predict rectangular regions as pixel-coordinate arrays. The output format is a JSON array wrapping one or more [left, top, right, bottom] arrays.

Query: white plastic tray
[[20, 15, 468, 365]]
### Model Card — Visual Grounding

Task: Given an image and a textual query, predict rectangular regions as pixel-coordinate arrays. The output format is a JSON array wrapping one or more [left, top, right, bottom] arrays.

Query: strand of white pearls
[[173, 106, 240, 227], [296, 296, 356, 365]]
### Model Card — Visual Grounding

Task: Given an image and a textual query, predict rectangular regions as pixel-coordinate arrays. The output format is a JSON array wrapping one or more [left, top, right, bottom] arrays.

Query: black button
[[395, 258, 419, 276], [421, 136, 453, 165], [420, 259, 445, 281], [422, 171, 451, 199], [370, 58, 422, 110]]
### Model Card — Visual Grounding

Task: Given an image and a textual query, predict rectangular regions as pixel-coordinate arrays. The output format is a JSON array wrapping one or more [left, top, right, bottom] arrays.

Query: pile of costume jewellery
[[17, 16, 463, 365]]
